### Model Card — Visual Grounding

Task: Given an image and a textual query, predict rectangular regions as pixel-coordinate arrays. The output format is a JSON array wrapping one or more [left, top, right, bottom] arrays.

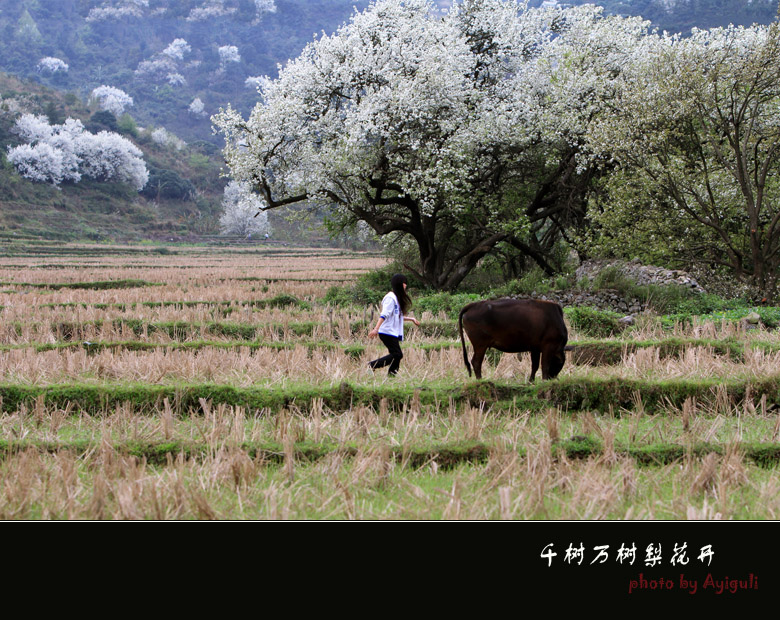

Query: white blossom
[[37, 57, 69, 73], [189, 98, 206, 116], [162, 38, 191, 61], [214, 0, 653, 288], [13, 113, 55, 143], [77, 130, 148, 190], [218, 45, 241, 66], [86, 1, 148, 22], [187, 2, 236, 22], [151, 127, 186, 150], [8, 143, 65, 185], [219, 181, 271, 236], [167, 73, 186, 86], [244, 75, 270, 92], [8, 114, 147, 190], [90, 85, 134, 116], [136, 38, 191, 84], [254, 0, 277, 15], [135, 57, 177, 80]]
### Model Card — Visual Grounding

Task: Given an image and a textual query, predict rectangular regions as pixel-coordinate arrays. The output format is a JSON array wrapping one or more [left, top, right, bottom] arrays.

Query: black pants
[[369, 334, 403, 375]]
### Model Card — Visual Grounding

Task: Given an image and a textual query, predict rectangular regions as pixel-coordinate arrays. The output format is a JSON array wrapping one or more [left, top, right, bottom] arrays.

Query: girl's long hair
[[390, 273, 411, 314]]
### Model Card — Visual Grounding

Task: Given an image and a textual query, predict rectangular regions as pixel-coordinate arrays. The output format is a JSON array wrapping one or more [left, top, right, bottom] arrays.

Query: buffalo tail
[[458, 305, 472, 377]]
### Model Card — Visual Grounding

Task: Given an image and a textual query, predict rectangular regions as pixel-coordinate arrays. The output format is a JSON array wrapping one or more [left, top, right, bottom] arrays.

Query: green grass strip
[[6, 336, 779, 368], [0, 279, 160, 290], [0, 438, 777, 468], [1, 376, 779, 415], [45, 318, 454, 340]]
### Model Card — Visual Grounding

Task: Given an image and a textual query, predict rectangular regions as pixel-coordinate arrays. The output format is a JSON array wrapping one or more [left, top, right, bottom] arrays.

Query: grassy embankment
[[1, 241, 779, 518]]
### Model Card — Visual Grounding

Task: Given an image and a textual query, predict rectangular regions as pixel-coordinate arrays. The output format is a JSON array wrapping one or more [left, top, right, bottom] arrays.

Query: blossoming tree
[[214, 0, 648, 288], [8, 114, 148, 191], [585, 21, 780, 298]]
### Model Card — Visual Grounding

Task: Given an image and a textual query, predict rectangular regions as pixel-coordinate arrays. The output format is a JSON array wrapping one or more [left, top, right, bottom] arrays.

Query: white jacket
[[378, 292, 404, 340]]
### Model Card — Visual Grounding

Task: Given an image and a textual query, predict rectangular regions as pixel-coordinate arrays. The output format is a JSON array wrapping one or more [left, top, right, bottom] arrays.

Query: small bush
[[264, 294, 310, 310], [564, 307, 623, 338], [494, 266, 553, 297], [591, 266, 632, 292], [324, 265, 419, 307], [414, 292, 482, 319]]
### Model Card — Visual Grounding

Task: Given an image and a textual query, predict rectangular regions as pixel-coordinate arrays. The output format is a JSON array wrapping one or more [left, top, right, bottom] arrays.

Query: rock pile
[[575, 259, 705, 294], [515, 259, 704, 315], [532, 290, 645, 314]]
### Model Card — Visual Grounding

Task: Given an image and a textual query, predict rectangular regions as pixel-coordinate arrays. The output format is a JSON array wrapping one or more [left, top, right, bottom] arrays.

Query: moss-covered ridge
[[1, 375, 778, 414], [0, 437, 777, 468]]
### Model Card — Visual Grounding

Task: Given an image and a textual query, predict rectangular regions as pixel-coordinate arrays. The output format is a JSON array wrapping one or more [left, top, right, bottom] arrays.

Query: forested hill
[[1, 1, 776, 146], [0, 0, 372, 144], [556, 0, 778, 33]]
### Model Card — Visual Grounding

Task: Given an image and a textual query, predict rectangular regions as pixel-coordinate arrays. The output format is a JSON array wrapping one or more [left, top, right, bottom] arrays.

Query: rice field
[[1, 241, 779, 520]]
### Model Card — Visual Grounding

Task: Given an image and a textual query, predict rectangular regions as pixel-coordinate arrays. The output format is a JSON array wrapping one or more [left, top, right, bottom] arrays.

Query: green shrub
[[586, 265, 710, 315], [87, 110, 118, 133], [661, 304, 780, 329], [141, 168, 195, 201], [564, 306, 624, 337], [324, 285, 354, 306], [117, 114, 139, 138], [414, 292, 482, 319], [591, 266, 632, 291], [324, 265, 418, 307], [493, 266, 553, 297], [264, 294, 310, 310]]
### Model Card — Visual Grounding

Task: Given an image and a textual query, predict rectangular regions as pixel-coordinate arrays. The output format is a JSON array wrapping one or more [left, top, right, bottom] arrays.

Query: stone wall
[[515, 259, 704, 315], [575, 259, 705, 293], [532, 289, 646, 314]]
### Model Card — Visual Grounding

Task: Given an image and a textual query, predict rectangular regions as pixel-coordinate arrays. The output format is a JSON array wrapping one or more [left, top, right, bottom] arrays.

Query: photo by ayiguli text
[[540, 542, 759, 595]]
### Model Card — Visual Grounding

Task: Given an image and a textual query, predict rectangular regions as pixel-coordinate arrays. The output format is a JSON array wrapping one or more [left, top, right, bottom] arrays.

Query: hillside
[[558, 0, 778, 33], [0, 69, 362, 244], [0, 72, 225, 242], [0, 0, 777, 245], [0, 0, 371, 145], [0, 1, 774, 146]]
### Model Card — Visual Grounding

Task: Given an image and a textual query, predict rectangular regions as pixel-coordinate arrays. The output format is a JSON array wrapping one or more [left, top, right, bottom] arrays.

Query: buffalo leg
[[541, 348, 564, 380], [529, 350, 540, 383], [471, 346, 487, 380]]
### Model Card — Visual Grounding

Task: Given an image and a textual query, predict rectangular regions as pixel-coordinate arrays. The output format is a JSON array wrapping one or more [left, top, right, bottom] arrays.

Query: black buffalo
[[458, 298, 570, 382]]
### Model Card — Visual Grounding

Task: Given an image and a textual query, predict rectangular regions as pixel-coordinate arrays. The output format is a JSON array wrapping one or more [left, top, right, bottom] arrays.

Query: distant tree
[[162, 38, 192, 61], [151, 127, 186, 150], [135, 57, 178, 81], [37, 57, 69, 73], [215, 0, 649, 289], [188, 2, 237, 22], [15, 9, 42, 46], [86, 1, 147, 23], [44, 102, 65, 126], [253, 0, 277, 17], [219, 180, 271, 236], [585, 21, 780, 299], [189, 97, 206, 116], [142, 167, 196, 200], [218, 45, 241, 67], [90, 85, 134, 116], [7, 113, 148, 190]]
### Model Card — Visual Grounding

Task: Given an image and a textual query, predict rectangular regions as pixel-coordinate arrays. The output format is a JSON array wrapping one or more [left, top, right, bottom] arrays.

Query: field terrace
[[0, 241, 779, 519]]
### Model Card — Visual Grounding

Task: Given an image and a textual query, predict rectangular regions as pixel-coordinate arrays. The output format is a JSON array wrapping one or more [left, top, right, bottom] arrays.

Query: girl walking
[[368, 273, 420, 376]]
